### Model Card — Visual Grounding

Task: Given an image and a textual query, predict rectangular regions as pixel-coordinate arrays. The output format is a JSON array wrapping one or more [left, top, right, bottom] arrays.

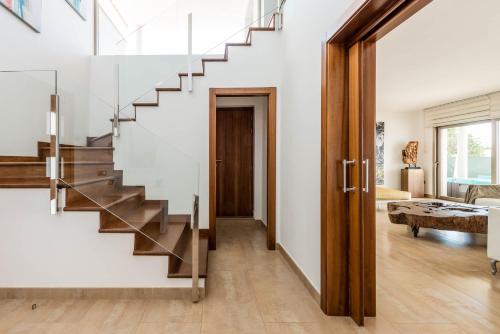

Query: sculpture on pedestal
[[402, 141, 419, 168]]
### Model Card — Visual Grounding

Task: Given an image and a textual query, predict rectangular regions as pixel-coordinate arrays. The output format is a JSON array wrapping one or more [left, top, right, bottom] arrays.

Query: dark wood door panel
[[216, 107, 254, 217]]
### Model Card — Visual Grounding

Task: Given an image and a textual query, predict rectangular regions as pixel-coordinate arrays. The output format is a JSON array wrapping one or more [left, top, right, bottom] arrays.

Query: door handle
[[363, 159, 369, 193], [343, 159, 356, 193], [216, 159, 222, 164]]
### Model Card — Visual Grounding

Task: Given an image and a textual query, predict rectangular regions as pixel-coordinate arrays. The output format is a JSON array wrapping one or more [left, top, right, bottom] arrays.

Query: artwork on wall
[[65, 0, 87, 20], [0, 0, 42, 32], [376, 122, 385, 185]]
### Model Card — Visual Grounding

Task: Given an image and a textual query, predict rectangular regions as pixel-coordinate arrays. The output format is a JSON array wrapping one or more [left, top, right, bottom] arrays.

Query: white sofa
[[476, 198, 500, 207], [487, 206, 500, 274]]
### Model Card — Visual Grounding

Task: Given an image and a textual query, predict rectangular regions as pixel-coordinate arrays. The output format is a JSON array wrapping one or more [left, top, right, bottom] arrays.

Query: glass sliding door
[[437, 121, 493, 199]]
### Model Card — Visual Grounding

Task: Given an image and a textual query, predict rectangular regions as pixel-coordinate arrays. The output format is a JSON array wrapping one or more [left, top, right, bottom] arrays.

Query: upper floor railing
[[96, 0, 278, 56]]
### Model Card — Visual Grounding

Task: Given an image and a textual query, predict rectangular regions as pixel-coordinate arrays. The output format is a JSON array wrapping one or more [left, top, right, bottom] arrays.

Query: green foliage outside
[[446, 127, 491, 180], [446, 127, 487, 157]]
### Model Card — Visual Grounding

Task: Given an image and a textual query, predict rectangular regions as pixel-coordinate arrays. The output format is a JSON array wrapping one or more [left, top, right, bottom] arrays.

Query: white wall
[[0, 189, 195, 288], [216, 96, 268, 225], [263, 0, 278, 26], [277, 0, 356, 293], [97, 8, 127, 56], [376, 110, 427, 191], [0, 0, 95, 150]]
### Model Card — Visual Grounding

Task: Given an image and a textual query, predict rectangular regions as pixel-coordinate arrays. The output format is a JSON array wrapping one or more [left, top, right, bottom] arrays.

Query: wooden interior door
[[216, 107, 254, 217], [347, 42, 365, 326]]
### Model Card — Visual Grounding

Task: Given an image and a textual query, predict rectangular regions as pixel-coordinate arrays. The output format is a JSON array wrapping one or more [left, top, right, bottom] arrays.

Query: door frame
[[320, 0, 433, 324], [215, 106, 255, 218], [209, 87, 277, 251]]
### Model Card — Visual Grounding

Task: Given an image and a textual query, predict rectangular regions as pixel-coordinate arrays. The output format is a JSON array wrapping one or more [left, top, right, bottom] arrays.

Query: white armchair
[[488, 207, 500, 274]]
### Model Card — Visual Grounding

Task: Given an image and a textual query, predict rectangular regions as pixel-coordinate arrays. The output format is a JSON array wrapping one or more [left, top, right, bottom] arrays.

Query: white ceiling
[[377, 0, 500, 114]]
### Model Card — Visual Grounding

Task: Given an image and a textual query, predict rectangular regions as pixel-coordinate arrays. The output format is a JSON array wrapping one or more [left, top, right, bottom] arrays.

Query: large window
[[437, 121, 493, 199]]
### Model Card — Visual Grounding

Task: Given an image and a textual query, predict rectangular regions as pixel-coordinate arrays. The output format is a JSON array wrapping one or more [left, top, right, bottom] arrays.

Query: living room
[[373, 1, 500, 329]]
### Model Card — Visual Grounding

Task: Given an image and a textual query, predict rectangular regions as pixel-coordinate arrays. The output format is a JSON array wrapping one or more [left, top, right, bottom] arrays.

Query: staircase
[[119, 17, 276, 122], [0, 133, 208, 279], [0, 15, 278, 288]]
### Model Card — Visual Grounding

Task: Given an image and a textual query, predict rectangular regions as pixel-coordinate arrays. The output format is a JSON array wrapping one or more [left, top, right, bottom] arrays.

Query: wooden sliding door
[[347, 42, 365, 326], [321, 0, 432, 326], [320, 41, 374, 326]]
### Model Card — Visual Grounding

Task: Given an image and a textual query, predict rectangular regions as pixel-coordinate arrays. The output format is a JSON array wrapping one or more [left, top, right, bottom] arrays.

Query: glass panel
[[438, 122, 492, 199], [58, 71, 200, 279], [0, 71, 56, 156], [0, 70, 56, 188]]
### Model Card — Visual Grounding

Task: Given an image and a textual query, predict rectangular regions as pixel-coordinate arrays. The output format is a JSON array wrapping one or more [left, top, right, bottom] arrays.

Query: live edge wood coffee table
[[387, 201, 488, 237]]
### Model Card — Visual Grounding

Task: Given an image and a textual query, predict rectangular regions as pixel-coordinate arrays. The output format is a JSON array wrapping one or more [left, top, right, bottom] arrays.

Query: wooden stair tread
[[225, 42, 251, 47], [155, 87, 182, 92], [64, 186, 143, 211], [109, 118, 136, 122], [168, 234, 208, 278], [134, 221, 188, 256], [202, 58, 227, 62], [249, 27, 275, 31], [178, 72, 204, 77], [132, 102, 158, 107]]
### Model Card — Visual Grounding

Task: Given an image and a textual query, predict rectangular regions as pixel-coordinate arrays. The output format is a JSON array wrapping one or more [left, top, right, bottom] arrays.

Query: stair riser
[[0, 177, 49, 188], [134, 221, 161, 250], [40, 149, 113, 162], [87, 135, 112, 147], [0, 165, 46, 178], [108, 189, 145, 211], [133, 219, 189, 256], [65, 180, 123, 207], [100, 201, 157, 232], [60, 164, 115, 181], [67, 186, 144, 211], [168, 235, 208, 278], [168, 229, 191, 274], [0, 163, 115, 180]]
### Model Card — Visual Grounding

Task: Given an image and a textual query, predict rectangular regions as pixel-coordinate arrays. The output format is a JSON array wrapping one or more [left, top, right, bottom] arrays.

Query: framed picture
[[65, 0, 87, 20], [0, 0, 42, 32], [376, 122, 385, 185]]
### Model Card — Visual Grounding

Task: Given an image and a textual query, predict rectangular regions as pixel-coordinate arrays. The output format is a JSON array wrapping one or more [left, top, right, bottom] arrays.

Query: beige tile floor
[[1, 215, 499, 333]]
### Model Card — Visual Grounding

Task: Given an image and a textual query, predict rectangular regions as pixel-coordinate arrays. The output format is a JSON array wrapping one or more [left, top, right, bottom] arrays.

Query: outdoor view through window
[[438, 122, 492, 199]]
